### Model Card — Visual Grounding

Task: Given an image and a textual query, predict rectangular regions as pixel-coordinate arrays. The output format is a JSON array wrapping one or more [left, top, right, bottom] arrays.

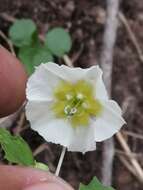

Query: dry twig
[[33, 143, 56, 172], [100, 0, 120, 186], [33, 143, 51, 156], [123, 131, 143, 140], [14, 112, 26, 135], [63, 54, 73, 67], [118, 155, 138, 179], [116, 132, 143, 183], [71, 44, 84, 64], [118, 12, 143, 63], [115, 149, 142, 159], [0, 30, 15, 55], [0, 13, 16, 23], [0, 112, 19, 128]]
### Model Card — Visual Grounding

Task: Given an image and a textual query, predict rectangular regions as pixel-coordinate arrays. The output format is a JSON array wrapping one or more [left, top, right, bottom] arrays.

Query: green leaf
[[34, 161, 49, 171], [0, 128, 35, 166], [79, 177, 115, 190], [19, 45, 53, 74], [9, 19, 37, 47], [45, 27, 72, 57]]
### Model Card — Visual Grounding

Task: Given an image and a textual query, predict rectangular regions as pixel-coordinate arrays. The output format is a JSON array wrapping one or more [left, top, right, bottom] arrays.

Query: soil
[[0, 0, 143, 190]]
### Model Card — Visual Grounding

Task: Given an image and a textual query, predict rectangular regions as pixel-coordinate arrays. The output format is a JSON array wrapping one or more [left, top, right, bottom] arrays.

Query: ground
[[0, 0, 143, 190]]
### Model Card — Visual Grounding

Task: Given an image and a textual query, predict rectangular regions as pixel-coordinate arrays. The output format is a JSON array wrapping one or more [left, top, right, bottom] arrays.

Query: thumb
[[0, 46, 27, 117], [0, 165, 74, 190], [23, 182, 67, 190]]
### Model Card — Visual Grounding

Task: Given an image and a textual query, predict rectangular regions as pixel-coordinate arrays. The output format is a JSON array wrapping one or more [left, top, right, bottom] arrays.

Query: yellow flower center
[[52, 80, 102, 127]]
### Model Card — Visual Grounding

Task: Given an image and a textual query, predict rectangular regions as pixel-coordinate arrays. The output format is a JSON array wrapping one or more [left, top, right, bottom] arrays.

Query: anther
[[64, 105, 71, 115], [77, 93, 84, 100], [82, 102, 89, 109], [66, 94, 73, 100], [70, 107, 77, 114]]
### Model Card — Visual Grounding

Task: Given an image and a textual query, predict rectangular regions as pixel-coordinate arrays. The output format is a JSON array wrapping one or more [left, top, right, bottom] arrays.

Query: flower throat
[[52, 80, 102, 127]]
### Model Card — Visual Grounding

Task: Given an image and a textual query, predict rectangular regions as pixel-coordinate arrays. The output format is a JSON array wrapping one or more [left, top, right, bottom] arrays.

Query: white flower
[[26, 62, 125, 153]]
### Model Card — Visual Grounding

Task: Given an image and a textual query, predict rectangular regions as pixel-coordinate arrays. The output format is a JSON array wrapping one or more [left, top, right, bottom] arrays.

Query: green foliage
[[19, 45, 53, 74], [9, 19, 72, 74], [45, 27, 72, 57], [34, 161, 49, 171], [9, 19, 37, 47], [79, 177, 115, 190], [0, 128, 34, 166]]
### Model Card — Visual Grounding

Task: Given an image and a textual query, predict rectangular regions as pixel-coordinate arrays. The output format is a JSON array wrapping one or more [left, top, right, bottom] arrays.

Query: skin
[[0, 48, 74, 190], [0, 165, 74, 190], [0, 46, 27, 117]]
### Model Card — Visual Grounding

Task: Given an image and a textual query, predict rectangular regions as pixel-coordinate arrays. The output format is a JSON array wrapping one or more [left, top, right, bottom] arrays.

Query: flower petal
[[26, 100, 53, 125], [85, 66, 108, 100], [26, 62, 125, 153], [69, 125, 96, 153], [26, 100, 96, 153], [37, 119, 75, 148], [26, 100, 74, 147], [26, 64, 61, 101], [93, 100, 126, 142], [45, 63, 108, 99], [44, 62, 87, 83]]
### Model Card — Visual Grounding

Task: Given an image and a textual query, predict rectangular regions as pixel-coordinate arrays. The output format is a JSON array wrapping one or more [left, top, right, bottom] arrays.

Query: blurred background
[[0, 0, 143, 190]]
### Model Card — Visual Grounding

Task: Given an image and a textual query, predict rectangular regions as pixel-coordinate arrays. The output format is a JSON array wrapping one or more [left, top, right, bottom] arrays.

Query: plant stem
[[63, 54, 73, 67], [55, 146, 66, 176]]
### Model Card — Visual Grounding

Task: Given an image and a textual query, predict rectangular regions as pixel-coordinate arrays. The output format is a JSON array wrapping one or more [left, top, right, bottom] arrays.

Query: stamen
[[77, 93, 84, 100], [82, 102, 89, 109], [64, 105, 71, 115], [53, 80, 102, 127], [70, 107, 77, 114], [64, 106, 77, 116], [66, 94, 73, 100]]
